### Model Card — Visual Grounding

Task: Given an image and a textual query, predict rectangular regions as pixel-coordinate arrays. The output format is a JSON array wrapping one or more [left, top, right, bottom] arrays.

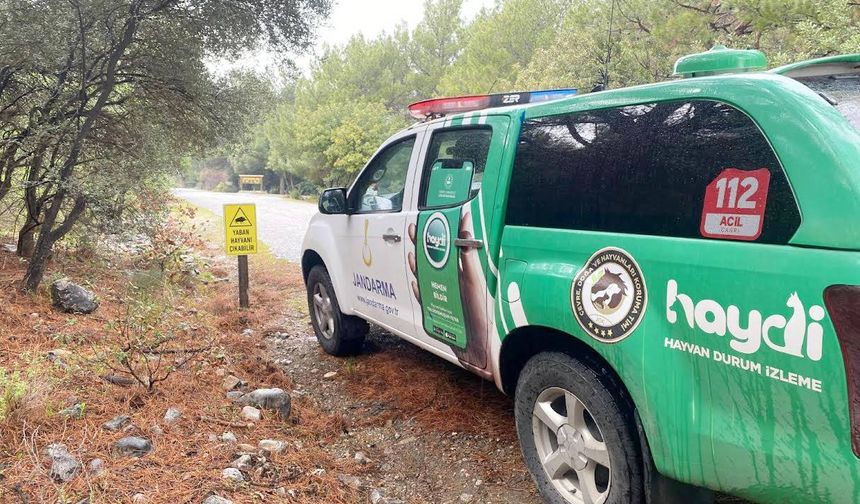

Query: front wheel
[[515, 352, 645, 504], [306, 266, 368, 356]]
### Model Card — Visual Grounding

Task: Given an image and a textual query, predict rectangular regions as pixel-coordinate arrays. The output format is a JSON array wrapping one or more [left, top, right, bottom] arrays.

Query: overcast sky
[[319, 0, 494, 48], [214, 0, 496, 78]]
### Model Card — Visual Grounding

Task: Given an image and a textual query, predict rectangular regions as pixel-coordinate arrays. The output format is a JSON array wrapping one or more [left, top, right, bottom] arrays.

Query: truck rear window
[[797, 75, 860, 133]]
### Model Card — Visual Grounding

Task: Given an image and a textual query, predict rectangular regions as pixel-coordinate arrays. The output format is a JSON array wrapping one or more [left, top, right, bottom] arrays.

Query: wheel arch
[[499, 325, 633, 406], [302, 249, 326, 284]]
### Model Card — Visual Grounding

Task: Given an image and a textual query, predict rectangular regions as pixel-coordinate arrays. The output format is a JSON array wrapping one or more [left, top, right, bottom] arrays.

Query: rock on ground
[[103, 415, 131, 431], [46, 348, 74, 367], [258, 439, 288, 453], [370, 489, 405, 504], [59, 403, 85, 419], [163, 407, 182, 424], [221, 468, 244, 482], [241, 406, 261, 421], [237, 388, 291, 418], [231, 454, 255, 471], [88, 458, 104, 476], [222, 374, 245, 391], [51, 278, 99, 314], [337, 473, 362, 489], [115, 436, 152, 457], [202, 497, 234, 504], [44, 443, 81, 483]]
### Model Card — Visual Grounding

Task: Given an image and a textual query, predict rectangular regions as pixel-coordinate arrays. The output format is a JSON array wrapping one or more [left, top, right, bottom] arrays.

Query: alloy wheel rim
[[312, 283, 335, 339], [532, 387, 611, 504]]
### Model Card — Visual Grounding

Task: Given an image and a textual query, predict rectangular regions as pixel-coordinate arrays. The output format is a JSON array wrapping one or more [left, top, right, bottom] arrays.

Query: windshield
[[797, 75, 860, 133]]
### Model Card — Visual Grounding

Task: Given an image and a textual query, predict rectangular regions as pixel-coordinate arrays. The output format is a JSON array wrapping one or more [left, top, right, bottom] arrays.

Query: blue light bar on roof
[[530, 88, 579, 102], [486, 88, 578, 107]]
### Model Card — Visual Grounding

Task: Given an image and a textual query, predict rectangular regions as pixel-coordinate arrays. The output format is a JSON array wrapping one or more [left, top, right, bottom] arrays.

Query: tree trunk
[[279, 173, 286, 195], [22, 196, 86, 291], [22, 5, 139, 291], [17, 148, 44, 258], [16, 221, 37, 258], [0, 143, 21, 202]]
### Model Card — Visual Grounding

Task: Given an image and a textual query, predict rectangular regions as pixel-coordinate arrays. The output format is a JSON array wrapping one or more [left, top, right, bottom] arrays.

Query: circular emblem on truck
[[571, 247, 647, 343], [423, 212, 451, 269]]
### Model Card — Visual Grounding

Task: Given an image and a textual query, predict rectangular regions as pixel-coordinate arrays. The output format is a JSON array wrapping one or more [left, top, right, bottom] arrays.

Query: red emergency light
[[407, 95, 492, 120], [407, 88, 578, 120]]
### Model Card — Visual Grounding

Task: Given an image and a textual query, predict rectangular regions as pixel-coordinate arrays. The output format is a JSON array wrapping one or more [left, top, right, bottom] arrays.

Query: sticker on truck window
[[700, 168, 771, 241]]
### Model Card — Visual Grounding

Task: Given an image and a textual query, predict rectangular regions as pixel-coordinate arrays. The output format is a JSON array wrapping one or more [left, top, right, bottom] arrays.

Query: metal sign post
[[223, 204, 258, 309]]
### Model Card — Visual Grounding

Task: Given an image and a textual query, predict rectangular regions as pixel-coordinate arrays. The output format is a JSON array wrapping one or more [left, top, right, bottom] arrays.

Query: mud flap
[[635, 411, 715, 504]]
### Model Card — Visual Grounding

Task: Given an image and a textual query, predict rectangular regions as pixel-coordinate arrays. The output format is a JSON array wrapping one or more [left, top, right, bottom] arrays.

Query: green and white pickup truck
[[301, 46, 860, 504]]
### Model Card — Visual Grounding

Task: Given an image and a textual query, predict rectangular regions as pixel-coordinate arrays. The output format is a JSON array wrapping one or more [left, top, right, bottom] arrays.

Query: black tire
[[515, 352, 645, 504], [306, 265, 368, 356]]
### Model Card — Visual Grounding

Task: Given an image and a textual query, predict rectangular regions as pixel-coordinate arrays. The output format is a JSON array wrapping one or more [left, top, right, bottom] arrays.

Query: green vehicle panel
[[482, 67, 860, 502]]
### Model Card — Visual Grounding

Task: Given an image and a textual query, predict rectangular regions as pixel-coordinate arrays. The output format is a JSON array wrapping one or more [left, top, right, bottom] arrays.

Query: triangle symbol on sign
[[230, 208, 252, 227]]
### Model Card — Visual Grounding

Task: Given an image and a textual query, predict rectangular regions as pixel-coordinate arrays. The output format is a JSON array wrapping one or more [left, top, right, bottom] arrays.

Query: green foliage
[[142, 0, 860, 195], [409, 0, 468, 97], [0, 369, 27, 422], [520, 0, 860, 90], [437, 0, 567, 95], [261, 36, 413, 187], [296, 181, 321, 196]]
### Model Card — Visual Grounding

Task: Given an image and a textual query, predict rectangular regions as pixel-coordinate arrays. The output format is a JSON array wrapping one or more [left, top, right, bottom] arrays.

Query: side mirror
[[319, 187, 348, 215]]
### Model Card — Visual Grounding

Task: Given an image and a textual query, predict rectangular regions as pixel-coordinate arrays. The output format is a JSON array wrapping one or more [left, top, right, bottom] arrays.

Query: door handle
[[454, 238, 484, 249], [382, 233, 402, 243]]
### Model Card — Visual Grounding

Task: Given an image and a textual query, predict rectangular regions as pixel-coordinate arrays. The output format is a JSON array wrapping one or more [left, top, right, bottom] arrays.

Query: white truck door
[[343, 130, 423, 337]]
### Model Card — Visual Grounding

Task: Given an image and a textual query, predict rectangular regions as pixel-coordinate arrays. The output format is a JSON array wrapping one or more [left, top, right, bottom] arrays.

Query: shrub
[[99, 290, 212, 393], [296, 181, 321, 197], [214, 181, 239, 193]]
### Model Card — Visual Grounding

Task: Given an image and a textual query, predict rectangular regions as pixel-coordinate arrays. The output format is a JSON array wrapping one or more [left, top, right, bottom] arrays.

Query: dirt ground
[[264, 287, 541, 504]]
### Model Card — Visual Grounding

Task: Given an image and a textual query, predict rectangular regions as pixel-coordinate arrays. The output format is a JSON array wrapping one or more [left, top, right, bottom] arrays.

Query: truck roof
[[402, 52, 860, 132]]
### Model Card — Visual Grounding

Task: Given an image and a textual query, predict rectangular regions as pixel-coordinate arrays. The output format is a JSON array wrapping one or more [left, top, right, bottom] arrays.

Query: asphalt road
[[173, 188, 318, 263]]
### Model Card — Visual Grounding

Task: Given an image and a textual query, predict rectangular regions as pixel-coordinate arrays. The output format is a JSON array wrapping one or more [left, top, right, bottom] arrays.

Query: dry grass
[[343, 348, 516, 442], [0, 209, 360, 504]]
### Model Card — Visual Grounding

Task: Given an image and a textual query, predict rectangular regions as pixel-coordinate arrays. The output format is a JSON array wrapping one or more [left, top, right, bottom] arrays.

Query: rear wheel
[[515, 352, 644, 504], [306, 266, 368, 356]]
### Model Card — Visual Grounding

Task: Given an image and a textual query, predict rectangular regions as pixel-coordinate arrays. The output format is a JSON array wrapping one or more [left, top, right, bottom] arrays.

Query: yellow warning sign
[[224, 204, 258, 256]]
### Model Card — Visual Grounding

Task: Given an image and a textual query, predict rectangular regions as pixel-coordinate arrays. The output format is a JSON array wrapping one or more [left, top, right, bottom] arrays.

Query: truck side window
[[419, 128, 492, 209], [506, 100, 801, 244], [351, 136, 416, 213]]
